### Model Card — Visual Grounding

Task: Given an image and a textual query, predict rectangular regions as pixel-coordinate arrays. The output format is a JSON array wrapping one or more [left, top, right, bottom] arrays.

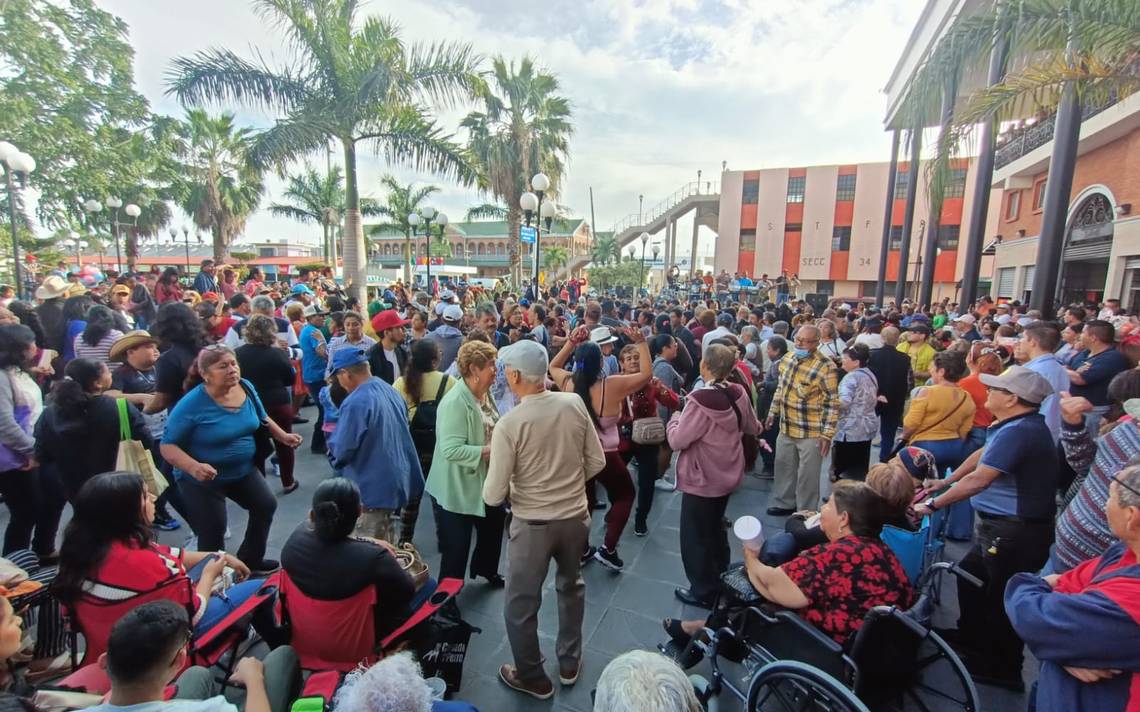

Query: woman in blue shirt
[[161, 345, 302, 575]]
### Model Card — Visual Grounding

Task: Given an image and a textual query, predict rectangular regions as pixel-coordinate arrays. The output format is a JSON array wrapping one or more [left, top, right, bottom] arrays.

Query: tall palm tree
[[268, 164, 346, 262], [898, 0, 1140, 196], [592, 235, 619, 266], [462, 56, 573, 285], [168, 109, 265, 263], [368, 175, 441, 283], [542, 244, 568, 273], [167, 0, 482, 302]]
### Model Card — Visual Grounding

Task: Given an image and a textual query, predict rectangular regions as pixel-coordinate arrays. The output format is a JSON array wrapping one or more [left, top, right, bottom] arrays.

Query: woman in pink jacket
[[668, 343, 761, 609]]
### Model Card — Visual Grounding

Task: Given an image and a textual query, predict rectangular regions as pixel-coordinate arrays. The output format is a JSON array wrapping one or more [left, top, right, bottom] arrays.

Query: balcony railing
[[993, 95, 1118, 169], [611, 180, 720, 236]]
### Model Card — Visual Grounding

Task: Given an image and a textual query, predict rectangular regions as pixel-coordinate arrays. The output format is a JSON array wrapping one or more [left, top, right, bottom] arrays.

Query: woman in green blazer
[[425, 340, 506, 586]]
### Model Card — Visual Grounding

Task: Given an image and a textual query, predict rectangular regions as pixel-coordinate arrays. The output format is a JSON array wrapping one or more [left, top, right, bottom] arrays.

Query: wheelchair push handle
[[947, 562, 983, 589]]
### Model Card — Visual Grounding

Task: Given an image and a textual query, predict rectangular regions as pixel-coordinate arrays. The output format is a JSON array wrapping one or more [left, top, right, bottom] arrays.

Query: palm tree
[[462, 56, 573, 285], [168, 109, 265, 263], [542, 245, 568, 273], [592, 235, 619, 266], [268, 164, 346, 262], [167, 0, 482, 302], [464, 203, 507, 221], [367, 175, 441, 283], [897, 0, 1140, 197]]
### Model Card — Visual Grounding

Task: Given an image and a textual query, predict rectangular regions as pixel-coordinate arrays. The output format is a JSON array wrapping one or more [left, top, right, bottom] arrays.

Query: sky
[[99, 0, 926, 260]]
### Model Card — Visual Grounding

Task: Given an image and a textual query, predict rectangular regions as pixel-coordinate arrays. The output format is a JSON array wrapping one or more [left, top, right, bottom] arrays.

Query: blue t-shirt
[[974, 412, 1058, 519], [1070, 347, 1129, 406], [162, 380, 267, 483], [299, 324, 328, 383]]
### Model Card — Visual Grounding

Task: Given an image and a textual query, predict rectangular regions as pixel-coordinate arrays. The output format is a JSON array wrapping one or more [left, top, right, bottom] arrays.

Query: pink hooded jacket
[[667, 382, 761, 498]]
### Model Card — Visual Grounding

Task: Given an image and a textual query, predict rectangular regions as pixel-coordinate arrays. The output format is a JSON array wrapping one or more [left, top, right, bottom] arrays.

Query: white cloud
[[97, 0, 923, 257]]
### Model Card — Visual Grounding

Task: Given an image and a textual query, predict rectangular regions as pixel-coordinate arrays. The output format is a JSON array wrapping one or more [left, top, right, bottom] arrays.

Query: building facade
[[715, 159, 988, 302]]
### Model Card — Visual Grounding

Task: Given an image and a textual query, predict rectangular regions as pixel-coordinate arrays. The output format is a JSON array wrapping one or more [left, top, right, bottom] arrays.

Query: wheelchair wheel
[[746, 660, 870, 712], [867, 630, 980, 712]]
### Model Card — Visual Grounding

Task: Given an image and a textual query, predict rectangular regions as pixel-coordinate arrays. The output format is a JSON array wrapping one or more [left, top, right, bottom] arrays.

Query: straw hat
[[35, 276, 69, 300], [109, 330, 158, 363]]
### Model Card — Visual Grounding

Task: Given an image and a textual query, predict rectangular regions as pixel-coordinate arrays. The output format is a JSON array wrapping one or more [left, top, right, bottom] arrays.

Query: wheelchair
[[670, 561, 983, 712]]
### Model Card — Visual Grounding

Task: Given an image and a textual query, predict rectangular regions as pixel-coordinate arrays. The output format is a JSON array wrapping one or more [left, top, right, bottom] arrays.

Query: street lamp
[[408, 208, 447, 294], [64, 231, 87, 269], [652, 244, 661, 292], [639, 231, 649, 297], [123, 203, 141, 269], [519, 172, 550, 294], [0, 142, 35, 299], [639, 194, 644, 224], [83, 199, 105, 271]]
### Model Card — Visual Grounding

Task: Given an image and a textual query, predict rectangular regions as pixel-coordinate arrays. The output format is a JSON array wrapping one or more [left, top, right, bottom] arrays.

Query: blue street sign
[[520, 225, 537, 244]]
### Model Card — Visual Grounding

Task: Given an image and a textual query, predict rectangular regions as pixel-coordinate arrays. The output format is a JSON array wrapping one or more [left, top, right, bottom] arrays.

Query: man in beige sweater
[[484, 340, 606, 700]]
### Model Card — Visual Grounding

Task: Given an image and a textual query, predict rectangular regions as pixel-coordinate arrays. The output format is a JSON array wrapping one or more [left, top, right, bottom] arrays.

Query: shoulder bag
[[239, 381, 276, 467], [625, 394, 666, 445], [717, 384, 760, 471], [887, 389, 969, 460], [115, 399, 168, 497]]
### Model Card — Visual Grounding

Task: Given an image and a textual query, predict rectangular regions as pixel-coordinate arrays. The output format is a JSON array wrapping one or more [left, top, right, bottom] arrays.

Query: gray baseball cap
[[979, 365, 1053, 405], [498, 340, 549, 379]]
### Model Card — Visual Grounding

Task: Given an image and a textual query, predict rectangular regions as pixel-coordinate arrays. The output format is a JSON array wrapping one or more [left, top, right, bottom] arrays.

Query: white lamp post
[[639, 232, 650, 295], [123, 203, 141, 269], [2, 143, 36, 298], [519, 172, 551, 291]]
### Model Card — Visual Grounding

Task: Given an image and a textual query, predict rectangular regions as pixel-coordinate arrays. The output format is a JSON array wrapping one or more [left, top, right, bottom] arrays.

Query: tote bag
[[115, 399, 168, 497]]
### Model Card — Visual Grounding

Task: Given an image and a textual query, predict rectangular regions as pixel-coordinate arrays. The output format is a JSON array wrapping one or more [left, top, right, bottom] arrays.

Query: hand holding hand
[[570, 325, 589, 344]]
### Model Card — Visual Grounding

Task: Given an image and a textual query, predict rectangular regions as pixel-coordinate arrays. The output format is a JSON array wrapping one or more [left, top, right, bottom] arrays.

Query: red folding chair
[[277, 571, 463, 672], [56, 573, 281, 694]]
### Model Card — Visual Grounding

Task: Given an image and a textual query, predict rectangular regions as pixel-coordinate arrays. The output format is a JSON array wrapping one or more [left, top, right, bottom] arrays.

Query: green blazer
[[425, 378, 496, 516]]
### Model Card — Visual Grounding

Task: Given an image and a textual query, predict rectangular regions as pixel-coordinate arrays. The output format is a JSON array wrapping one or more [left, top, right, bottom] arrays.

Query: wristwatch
[[923, 496, 939, 511]]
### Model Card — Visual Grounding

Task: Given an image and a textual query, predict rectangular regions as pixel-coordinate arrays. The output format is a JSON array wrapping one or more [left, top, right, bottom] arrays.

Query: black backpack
[[409, 376, 449, 465]]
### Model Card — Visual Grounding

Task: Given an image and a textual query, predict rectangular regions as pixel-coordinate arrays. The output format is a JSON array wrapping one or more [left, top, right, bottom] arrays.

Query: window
[[785, 223, 803, 232], [996, 267, 1015, 298], [944, 167, 968, 198], [1033, 179, 1047, 211], [894, 170, 910, 199], [740, 229, 756, 251], [815, 280, 835, 295], [937, 225, 960, 250], [831, 226, 851, 252], [258, 247, 276, 257], [888, 226, 904, 250], [836, 174, 857, 201], [1006, 191, 1021, 221], [786, 176, 806, 203], [742, 179, 759, 205], [1023, 265, 1036, 299]]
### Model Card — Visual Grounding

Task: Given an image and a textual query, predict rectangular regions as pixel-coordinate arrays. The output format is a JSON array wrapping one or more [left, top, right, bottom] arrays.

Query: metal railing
[[611, 180, 720, 236], [994, 96, 1118, 169]]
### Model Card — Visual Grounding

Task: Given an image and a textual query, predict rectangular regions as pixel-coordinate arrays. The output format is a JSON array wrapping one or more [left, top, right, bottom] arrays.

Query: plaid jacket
[[771, 351, 839, 439]]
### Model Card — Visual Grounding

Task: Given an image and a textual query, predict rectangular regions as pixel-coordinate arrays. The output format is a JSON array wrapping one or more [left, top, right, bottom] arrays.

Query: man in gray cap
[[426, 303, 464, 372], [700, 312, 736, 352], [914, 365, 1057, 691], [484, 340, 606, 700]]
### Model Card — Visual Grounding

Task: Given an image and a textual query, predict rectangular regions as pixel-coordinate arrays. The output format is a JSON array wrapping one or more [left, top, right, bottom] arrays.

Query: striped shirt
[[771, 351, 839, 439], [73, 330, 124, 367]]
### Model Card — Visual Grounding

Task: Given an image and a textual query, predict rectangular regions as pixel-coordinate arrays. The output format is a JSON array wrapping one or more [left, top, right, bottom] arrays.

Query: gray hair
[[474, 302, 499, 320], [251, 295, 275, 315], [1115, 463, 1140, 509], [593, 651, 702, 712], [741, 325, 761, 343], [773, 320, 789, 336], [333, 652, 432, 712]]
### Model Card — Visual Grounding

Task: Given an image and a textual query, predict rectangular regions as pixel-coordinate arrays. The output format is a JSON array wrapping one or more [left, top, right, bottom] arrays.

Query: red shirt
[[89, 540, 201, 616], [782, 535, 913, 643]]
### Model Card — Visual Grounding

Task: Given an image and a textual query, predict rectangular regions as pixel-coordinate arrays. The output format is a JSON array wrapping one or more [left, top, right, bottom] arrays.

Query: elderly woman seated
[[593, 651, 702, 712], [663, 480, 914, 660], [332, 652, 475, 712]]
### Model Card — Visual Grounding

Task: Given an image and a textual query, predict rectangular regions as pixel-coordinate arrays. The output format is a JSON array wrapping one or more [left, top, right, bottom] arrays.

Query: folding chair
[[276, 571, 463, 672]]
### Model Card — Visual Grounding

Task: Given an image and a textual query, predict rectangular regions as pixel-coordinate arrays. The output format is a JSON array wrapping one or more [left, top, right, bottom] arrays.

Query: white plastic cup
[[734, 515, 765, 552]]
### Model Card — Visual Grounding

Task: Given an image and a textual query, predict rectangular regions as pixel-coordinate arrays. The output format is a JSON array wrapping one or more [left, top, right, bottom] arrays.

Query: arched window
[[477, 243, 485, 256], [498, 242, 506, 255]]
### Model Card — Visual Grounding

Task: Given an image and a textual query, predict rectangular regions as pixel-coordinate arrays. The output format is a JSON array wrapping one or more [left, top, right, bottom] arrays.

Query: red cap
[[371, 309, 410, 333]]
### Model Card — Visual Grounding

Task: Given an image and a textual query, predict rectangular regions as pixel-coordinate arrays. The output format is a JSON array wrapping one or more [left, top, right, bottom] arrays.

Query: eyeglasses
[[985, 386, 1012, 395], [1111, 475, 1140, 501]]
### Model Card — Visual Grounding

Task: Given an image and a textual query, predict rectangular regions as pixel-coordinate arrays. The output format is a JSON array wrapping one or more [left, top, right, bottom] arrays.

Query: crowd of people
[[2, 257, 1140, 711]]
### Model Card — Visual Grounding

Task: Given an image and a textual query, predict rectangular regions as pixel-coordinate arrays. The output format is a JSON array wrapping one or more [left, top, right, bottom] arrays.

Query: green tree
[[168, 109, 266, 263], [542, 245, 568, 273], [586, 260, 645, 292], [367, 176, 442, 284], [167, 0, 482, 302], [269, 165, 346, 263], [592, 235, 620, 266], [0, 0, 153, 229], [462, 56, 573, 285]]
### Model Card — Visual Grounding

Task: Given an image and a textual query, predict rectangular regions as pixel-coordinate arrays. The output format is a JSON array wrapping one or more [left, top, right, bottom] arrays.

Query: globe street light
[[639, 231, 650, 297], [2, 143, 36, 298], [409, 210, 446, 294], [520, 172, 550, 294], [123, 203, 141, 268], [83, 199, 104, 270]]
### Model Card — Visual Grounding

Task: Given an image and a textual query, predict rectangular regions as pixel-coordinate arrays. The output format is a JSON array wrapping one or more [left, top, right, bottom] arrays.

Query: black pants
[[760, 418, 779, 471], [305, 381, 326, 452], [432, 498, 506, 580], [179, 472, 278, 567], [956, 515, 1053, 677], [878, 411, 903, 462], [0, 468, 63, 556], [680, 492, 730, 601], [832, 440, 872, 481], [625, 444, 660, 526]]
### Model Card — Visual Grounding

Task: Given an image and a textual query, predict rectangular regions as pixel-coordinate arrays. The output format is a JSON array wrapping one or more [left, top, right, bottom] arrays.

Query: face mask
[[793, 348, 810, 359]]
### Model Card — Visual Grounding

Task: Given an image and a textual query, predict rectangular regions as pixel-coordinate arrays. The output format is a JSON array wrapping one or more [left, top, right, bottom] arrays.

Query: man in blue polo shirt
[[1066, 319, 1129, 438], [915, 365, 1057, 692]]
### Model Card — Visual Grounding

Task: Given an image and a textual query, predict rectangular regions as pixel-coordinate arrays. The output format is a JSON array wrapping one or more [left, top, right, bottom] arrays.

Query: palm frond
[[166, 48, 312, 112], [465, 203, 507, 221]]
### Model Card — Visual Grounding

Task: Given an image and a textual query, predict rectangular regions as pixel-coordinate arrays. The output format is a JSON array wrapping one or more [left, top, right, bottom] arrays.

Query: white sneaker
[[655, 477, 677, 492]]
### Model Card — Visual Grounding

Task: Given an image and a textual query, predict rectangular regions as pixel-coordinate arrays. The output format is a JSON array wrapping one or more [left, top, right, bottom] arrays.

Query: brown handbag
[[394, 542, 430, 590]]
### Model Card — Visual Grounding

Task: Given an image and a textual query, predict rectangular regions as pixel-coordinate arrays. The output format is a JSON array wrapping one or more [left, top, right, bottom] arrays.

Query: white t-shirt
[[382, 347, 401, 377], [84, 698, 237, 712]]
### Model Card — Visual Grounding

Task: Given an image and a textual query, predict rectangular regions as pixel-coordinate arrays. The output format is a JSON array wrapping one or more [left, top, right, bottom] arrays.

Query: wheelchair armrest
[[379, 577, 464, 651], [948, 563, 983, 588], [871, 605, 928, 638]]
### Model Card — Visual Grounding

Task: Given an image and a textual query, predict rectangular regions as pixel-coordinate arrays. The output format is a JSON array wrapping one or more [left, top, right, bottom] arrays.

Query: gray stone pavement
[[8, 404, 1031, 710]]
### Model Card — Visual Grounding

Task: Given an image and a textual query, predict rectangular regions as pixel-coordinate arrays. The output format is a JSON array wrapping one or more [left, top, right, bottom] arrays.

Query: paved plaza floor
[[8, 403, 1033, 710]]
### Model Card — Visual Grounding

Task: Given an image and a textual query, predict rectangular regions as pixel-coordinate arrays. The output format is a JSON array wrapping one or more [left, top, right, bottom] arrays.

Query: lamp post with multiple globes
[[0, 142, 36, 298], [519, 172, 552, 294], [408, 208, 448, 294]]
